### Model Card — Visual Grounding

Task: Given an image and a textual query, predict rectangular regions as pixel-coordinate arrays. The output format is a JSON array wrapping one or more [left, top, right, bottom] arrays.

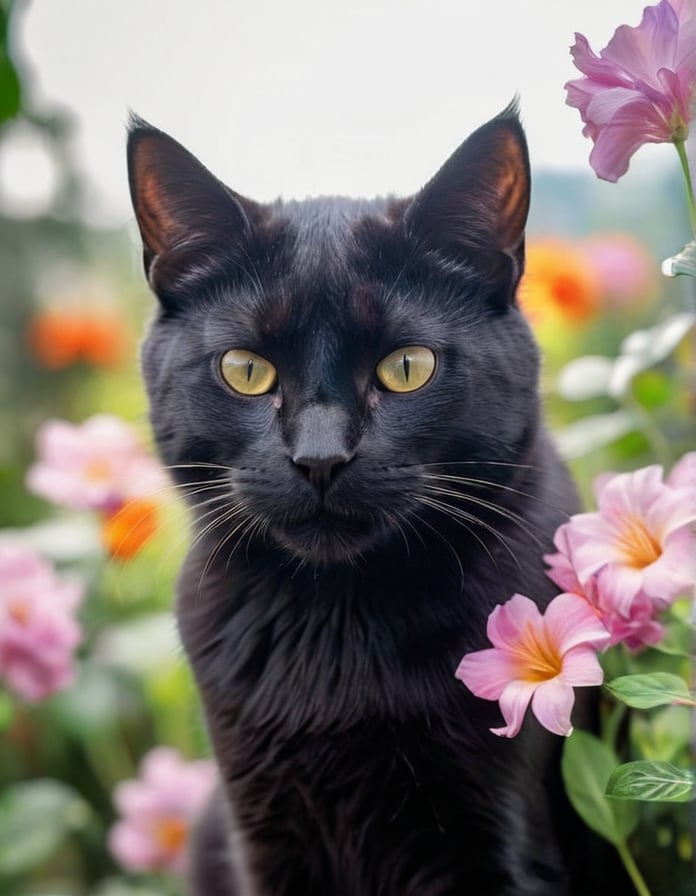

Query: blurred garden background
[[0, 0, 694, 894]]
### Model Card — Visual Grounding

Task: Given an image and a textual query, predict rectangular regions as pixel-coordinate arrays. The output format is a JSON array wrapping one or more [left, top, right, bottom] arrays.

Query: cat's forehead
[[222, 196, 401, 334], [279, 196, 390, 288], [199, 194, 473, 351]]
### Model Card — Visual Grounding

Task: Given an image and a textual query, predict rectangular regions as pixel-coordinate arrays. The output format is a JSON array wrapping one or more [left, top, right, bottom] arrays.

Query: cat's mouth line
[[282, 506, 374, 530]]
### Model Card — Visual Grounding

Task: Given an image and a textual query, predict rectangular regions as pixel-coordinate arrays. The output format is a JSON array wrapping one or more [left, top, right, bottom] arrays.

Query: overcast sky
[[4, 0, 674, 224]]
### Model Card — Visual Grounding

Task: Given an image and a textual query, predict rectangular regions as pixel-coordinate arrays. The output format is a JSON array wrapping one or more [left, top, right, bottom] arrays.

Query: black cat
[[127, 105, 599, 895]]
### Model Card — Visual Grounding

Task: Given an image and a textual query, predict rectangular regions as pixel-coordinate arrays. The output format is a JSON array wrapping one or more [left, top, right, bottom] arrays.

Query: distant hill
[[529, 166, 688, 261]]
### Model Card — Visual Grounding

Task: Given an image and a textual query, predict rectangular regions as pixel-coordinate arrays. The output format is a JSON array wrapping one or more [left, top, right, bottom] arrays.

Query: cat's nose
[[292, 452, 352, 492], [290, 404, 355, 492]]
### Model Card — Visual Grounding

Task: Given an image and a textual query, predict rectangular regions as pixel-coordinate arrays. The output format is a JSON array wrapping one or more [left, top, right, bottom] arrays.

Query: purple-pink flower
[[26, 414, 165, 513], [546, 453, 696, 649], [109, 747, 216, 875], [565, 0, 696, 181], [0, 545, 83, 702], [455, 593, 610, 738]]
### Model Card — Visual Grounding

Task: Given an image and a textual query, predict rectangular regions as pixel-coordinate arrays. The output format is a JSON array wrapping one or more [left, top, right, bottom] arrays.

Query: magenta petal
[[531, 678, 575, 737], [602, 1, 680, 85], [491, 680, 537, 738], [455, 649, 516, 701], [568, 33, 633, 88]]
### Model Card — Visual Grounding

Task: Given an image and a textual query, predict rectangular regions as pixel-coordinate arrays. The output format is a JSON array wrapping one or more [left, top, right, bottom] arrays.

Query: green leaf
[[650, 612, 694, 657], [0, 5, 21, 125], [562, 730, 639, 845], [606, 761, 696, 803], [632, 370, 675, 408], [0, 779, 90, 875], [91, 880, 165, 896], [0, 690, 13, 731], [631, 705, 691, 763], [605, 673, 695, 709], [0, 54, 20, 123]]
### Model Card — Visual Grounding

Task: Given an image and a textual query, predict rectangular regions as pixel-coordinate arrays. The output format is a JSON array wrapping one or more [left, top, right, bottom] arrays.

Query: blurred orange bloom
[[27, 308, 130, 369], [518, 240, 601, 325], [102, 498, 160, 560]]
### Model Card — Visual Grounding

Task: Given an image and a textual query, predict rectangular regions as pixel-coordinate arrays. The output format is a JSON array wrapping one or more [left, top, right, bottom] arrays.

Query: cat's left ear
[[127, 114, 260, 303], [405, 101, 530, 301]]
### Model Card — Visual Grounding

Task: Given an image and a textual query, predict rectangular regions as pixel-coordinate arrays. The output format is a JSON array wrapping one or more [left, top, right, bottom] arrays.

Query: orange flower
[[27, 308, 130, 369], [102, 498, 160, 559], [518, 240, 601, 325]]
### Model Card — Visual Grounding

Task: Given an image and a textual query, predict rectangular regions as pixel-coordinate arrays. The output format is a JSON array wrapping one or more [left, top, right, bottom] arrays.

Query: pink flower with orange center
[[109, 747, 216, 875], [26, 415, 166, 513], [0, 545, 83, 702], [545, 542, 665, 650], [455, 593, 610, 738], [556, 460, 696, 616]]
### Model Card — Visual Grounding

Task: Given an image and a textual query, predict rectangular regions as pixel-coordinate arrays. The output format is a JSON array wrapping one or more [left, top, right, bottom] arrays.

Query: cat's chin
[[270, 512, 384, 565]]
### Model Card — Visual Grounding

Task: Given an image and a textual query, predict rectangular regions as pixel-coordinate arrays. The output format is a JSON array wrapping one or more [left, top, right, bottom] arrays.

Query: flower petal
[[596, 562, 646, 615], [491, 680, 537, 738], [455, 649, 517, 701], [544, 593, 610, 653], [560, 645, 605, 686], [667, 451, 696, 490], [486, 594, 541, 650], [531, 678, 576, 737]]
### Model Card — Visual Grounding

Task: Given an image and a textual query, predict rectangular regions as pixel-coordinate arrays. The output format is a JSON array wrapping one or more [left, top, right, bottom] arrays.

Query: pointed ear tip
[[127, 111, 152, 138], [126, 115, 173, 159], [500, 95, 522, 121]]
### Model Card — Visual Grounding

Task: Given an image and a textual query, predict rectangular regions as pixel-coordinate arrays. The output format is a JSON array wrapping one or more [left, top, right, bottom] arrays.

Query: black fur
[[127, 106, 608, 895]]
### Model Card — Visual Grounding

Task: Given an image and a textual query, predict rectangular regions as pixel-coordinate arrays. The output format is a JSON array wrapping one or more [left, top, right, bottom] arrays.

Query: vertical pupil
[[403, 353, 410, 382], [246, 359, 254, 382]]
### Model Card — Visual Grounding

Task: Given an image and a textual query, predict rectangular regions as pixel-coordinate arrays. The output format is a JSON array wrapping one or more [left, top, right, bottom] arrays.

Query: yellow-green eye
[[220, 349, 277, 395], [376, 346, 436, 393]]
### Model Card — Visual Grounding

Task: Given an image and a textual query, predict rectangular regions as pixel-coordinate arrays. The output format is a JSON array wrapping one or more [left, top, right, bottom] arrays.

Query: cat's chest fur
[[177, 524, 569, 896], [127, 105, 584, 895]]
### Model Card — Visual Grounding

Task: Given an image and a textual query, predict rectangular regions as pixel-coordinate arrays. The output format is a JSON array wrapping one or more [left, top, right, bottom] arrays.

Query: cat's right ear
[[127, 115, 257, 301], [404, 102, 530, 303]]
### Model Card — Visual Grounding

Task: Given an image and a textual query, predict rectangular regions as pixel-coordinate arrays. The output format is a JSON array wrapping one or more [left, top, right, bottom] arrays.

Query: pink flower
[[109, 747, 216, 875], [455, 593, 610, 738], [555, 462, 696, 614], [26, 414, 165, 512], [580, 233, 657, 309], [565, 0, 696, 181], [667, 449, 696, 491], [545, 549, 665, 650], [545, 454, 696, 649], [0, 545, 83, 702]]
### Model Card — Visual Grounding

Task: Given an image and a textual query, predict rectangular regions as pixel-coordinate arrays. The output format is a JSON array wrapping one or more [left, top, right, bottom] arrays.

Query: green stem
[[616, 841, 652, 896], [674, 139, 696, 236], [622, 393, 673, 467], [601, 699, 626, 751]]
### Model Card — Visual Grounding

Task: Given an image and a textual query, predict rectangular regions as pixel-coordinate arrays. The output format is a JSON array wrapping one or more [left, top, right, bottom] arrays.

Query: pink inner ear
[[132, 144, 181, 257], [495, 135, 529, 253]]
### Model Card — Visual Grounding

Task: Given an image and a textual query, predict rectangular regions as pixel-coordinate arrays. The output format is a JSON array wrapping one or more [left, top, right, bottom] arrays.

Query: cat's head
[[127, 104, 541, 566]]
